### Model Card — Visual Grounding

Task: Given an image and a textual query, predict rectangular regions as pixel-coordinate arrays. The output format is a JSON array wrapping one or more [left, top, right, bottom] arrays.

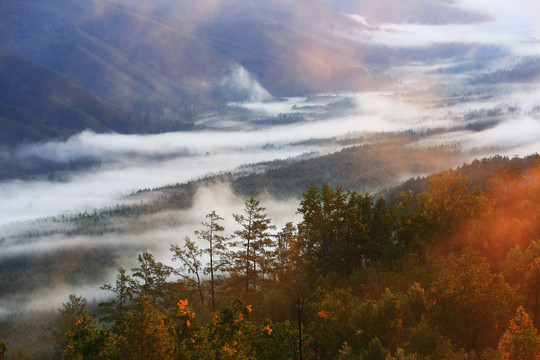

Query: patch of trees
[[231, 142, 463, 198], [472, 56, 540, 84], [5, 161, 540, 358], [0, 248, 116, 297]]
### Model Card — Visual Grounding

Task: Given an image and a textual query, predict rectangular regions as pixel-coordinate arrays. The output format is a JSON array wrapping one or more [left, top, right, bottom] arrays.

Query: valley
[[1, 0, 540, 358]]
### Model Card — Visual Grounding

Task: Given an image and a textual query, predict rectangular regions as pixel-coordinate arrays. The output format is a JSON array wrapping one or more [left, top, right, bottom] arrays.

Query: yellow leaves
[[222, 344, 237, 356]]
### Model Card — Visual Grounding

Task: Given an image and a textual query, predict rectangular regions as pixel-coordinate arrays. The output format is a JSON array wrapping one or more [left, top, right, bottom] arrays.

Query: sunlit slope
[[0, 49, 136, 145], [0, 0, 374, 113], [0, 1, 225, 112]]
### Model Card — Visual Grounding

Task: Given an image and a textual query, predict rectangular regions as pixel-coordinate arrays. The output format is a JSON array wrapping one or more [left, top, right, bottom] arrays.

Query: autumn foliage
[[16, 158, 540, 359]]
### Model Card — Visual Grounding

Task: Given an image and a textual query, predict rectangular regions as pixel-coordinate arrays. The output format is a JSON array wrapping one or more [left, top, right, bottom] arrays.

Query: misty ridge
[[1, 0, 540, 358]]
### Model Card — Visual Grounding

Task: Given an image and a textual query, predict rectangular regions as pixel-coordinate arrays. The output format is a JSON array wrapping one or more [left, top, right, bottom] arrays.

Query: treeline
[[231, 141, 464, 198], [4, 161, 540, 359]]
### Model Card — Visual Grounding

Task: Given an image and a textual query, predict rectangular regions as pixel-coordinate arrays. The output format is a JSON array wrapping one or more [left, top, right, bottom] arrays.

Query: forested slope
[[2, 155, 540, 359], [0, 49, 136, 145]]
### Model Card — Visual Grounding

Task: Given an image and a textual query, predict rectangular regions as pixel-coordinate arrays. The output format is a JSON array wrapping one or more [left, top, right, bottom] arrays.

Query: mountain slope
[[0, 49, 136, 145], [0, 0, 374, 114]]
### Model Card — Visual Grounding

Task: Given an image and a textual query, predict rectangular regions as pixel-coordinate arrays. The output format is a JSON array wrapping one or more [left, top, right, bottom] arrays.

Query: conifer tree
[[131, 251, 172, 306], [100, 267, 132, 335], [196, 211, 228, 313], [231, 198, 275, 297]]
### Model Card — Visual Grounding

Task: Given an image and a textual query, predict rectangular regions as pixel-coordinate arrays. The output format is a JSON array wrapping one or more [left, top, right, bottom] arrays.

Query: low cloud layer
[[221, 65, 273, 102], [0, 182, 301, 314], [345, 0, 540, 58]]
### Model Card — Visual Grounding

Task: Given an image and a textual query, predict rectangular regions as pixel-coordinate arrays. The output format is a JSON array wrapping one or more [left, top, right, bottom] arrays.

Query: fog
[[3, 0, 540, 316], [221, 65, 272, 102], [349, 0, 540, 55], [0, 182, 302, 314], [464, 116, 540, 150], [3, 78, 540, 228], [1, 90, 456, 227]]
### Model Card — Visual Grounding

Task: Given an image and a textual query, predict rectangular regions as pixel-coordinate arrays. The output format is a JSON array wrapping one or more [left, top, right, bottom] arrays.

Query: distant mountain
[[0, 49, 136, 145], [0, 0, 496, 134], [0, 0, 376, 116]]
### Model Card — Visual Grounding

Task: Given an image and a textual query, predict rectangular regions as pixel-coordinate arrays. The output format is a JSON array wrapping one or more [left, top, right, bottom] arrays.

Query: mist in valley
[[1, 0, 540, 326]]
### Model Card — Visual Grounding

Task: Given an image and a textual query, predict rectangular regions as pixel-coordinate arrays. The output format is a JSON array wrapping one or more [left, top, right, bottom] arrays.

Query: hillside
[[0, 1, 366, 113], [0, 0, 491, 120], [2, 154, 540, 358], [0, 49, 136, 145]]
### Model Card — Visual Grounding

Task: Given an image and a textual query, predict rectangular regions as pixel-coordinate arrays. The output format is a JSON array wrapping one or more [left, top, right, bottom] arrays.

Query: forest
[[2, 157, 540, 359]]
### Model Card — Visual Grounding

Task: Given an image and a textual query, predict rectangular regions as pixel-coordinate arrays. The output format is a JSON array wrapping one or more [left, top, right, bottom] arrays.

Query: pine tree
[[196, 211, 228, 313], [100, 267, 132, 335], [297, 184, 349, 278], [131, 251, 172, 306], [231, 198, 275, 298]]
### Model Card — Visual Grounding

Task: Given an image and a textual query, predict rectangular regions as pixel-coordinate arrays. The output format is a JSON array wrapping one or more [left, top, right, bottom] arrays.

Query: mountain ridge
[[0, 49, 137, 145]]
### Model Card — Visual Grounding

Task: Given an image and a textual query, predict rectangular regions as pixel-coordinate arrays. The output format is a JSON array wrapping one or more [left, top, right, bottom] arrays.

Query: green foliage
[[8, 160, 540, 358], [131, 252, 172, 305], [233, 142, 463, 199], [229, 198, 276, 298], [171, 237, 205, 306], [0, 248, 116, 298], [99, 267, 132, 335], [47, 295, 89, 358], [62, 311, 115, 360], [496, 306, 540, 360], [123, 296, 173, 360], [197, 211, 229, 312], [426, 253, 519, 350]]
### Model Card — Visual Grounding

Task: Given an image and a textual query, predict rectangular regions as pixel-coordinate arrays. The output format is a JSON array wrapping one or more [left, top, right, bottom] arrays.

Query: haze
[[1, 0, 540, 315]]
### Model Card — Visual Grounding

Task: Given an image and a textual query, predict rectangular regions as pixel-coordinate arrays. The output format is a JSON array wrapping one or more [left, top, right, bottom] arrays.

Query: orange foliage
[[75, 316, 83, 326], [456, 164, 540, 263], [497, 306, 540, 360], [178, 299, 189, 314], [177, 298, 196, 325]]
